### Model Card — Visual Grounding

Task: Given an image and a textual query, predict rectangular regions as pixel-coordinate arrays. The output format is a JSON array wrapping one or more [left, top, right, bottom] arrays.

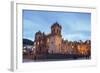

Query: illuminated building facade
[[33, 22, 91, 57]]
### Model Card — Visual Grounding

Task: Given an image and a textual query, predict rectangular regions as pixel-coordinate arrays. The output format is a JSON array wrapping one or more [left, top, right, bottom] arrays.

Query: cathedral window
[[47, 38, 49, 43], [37, 42, 39, 45]]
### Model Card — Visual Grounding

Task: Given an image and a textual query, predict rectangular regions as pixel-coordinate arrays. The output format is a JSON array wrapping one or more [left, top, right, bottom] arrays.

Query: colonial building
[[32, 22, 91, 56], [33, 22, 62, 54]]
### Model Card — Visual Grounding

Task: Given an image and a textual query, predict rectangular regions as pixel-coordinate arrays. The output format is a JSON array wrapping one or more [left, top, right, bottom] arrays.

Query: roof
[[35, 30, 42, 35], [51, 22, 62, 29]]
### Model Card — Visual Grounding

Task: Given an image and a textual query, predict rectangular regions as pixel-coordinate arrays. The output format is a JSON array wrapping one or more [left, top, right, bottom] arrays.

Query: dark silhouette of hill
[[23, 38, 33, 46]]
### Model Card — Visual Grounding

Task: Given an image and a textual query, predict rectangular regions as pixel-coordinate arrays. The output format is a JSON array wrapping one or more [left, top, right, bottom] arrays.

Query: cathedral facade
[[33, 22, 63, 54], [33, 22, 91, 56]]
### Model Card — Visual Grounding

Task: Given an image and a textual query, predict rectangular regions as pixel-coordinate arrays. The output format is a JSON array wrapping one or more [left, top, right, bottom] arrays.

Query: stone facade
[[33, 22, 91, 56]]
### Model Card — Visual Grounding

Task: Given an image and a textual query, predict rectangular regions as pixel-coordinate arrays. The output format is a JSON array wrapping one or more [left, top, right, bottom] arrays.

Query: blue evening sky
[[23, 10, 91, 41]]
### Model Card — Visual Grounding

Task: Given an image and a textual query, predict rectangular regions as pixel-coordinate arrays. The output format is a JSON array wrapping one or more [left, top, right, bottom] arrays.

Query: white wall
[[0, 0, 100, 73]]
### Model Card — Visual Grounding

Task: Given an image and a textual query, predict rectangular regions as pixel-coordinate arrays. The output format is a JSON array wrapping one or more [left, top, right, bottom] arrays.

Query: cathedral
[[33, 22, 62, 54], [32, 22, 91, 56]]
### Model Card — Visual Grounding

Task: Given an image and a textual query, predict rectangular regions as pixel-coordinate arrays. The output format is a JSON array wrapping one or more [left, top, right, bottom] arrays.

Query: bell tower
[[51, 22, 62, 36]]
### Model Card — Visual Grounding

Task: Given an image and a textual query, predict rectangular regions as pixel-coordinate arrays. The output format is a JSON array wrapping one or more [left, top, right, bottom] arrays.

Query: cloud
[[63, 32, 91, 41], [23, 10, 91, 41], [23, 19, 42, 41]]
